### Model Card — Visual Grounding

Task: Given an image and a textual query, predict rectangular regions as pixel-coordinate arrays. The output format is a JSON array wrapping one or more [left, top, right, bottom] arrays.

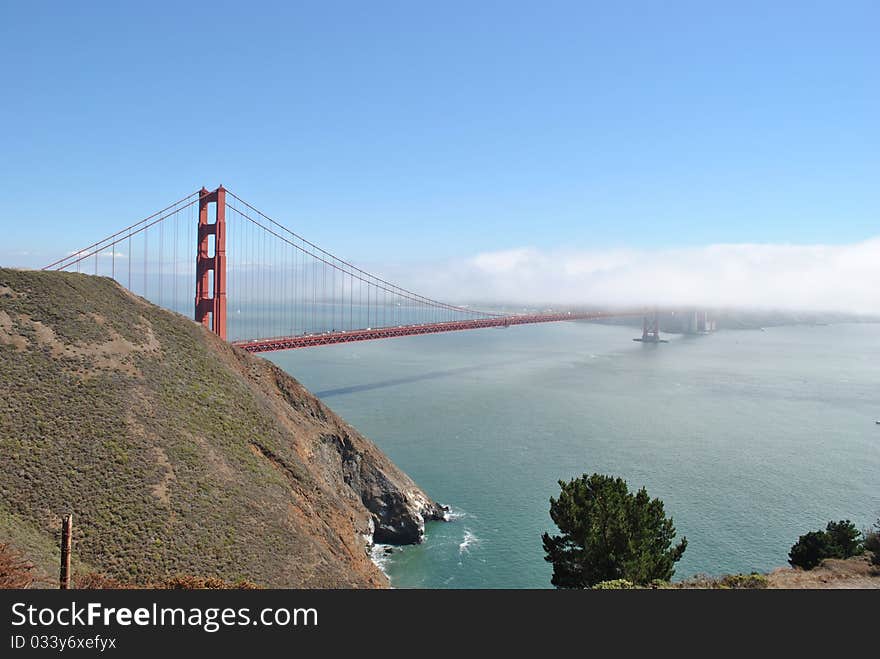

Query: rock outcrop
[[320, 431, 447, 544]]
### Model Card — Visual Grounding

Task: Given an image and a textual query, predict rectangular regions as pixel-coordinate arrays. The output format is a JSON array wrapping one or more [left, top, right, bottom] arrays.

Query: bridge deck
[[233, 310, 644, 353]]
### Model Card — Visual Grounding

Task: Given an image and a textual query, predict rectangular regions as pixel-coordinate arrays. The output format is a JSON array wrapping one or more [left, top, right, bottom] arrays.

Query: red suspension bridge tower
[[195, 186, 227, 340]]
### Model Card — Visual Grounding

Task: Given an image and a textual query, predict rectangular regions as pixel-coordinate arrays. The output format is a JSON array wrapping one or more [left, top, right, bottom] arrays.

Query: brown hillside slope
[[766, 555, 879, 589], [0, 269, 445, 588]]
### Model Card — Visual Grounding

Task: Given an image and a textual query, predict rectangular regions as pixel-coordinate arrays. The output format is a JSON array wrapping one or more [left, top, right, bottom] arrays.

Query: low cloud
[[402, 238, 880, 313]]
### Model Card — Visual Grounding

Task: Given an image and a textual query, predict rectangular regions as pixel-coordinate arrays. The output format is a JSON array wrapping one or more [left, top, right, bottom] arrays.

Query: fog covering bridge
[[44, 186, 664, 352]]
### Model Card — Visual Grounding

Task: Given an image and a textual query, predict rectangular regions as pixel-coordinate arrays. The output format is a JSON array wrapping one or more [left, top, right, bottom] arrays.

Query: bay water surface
[[267, 322, 880, 587]]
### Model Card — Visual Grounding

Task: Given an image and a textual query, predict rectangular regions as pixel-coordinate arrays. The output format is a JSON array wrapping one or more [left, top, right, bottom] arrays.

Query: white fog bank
[[400, 237, 880, 314]]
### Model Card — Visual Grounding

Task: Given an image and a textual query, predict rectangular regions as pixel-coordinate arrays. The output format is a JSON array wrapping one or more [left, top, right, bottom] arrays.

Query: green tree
[[541, 473, 687, 588], [788, 519, 866, 571], [863, 519, 880, 563], [867, 519, 880, 566], [825, 520, 863, 558], [788, 530, 837, 570]]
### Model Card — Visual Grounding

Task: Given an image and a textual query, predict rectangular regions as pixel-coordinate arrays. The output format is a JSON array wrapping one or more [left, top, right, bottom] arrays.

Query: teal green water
[[267, 322, 880, 588]]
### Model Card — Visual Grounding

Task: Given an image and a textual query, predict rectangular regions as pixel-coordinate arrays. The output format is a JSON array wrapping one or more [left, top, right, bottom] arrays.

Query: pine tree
[[541, 473, 687, 588]]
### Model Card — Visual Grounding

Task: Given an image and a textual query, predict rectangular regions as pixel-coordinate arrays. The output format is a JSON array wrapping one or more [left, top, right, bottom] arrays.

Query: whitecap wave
[[459, 529, 479, 555], [370, 544, 394, 576], [443, 505, 469, 521]]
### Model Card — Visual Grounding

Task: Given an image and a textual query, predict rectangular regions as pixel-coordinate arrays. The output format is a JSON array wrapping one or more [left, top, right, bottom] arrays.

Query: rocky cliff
[[0, 268, 445, 587]]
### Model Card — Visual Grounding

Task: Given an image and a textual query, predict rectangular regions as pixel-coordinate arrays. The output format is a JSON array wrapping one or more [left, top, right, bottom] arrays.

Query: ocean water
[[266, 322, 880, 588]]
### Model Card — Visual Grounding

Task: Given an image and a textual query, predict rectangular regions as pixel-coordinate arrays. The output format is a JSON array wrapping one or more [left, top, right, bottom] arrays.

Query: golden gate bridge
[[42, 186, 689, 352]]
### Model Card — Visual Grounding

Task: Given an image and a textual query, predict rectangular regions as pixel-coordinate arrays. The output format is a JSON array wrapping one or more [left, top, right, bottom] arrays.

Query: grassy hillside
[[0, 269, 443, 588]]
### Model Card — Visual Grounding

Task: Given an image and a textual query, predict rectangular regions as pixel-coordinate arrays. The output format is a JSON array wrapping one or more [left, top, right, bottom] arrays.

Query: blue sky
[[1, 1, 877, 285]]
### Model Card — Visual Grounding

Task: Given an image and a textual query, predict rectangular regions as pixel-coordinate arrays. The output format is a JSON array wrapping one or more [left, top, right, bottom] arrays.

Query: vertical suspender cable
[[173, 208, 178, 313], [158, 218, 164, 308], [144, 226, 148, 298]]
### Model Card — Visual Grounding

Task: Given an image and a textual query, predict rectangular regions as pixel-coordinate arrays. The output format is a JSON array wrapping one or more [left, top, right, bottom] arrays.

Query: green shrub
[[825, 520, 863, 558], [863, 518, 880, 561], [74, 572, 129, 589], [592, 579, 637, 589], [789, 530, 840, 570], [648, 579, 671, 589], [865, 531, 880, 554], [0, 543, 35, 589], [720, 573, 768, 589], [157, 576, 261, 589], [789, 519, 867, 571], [673, 573, 767, 589]]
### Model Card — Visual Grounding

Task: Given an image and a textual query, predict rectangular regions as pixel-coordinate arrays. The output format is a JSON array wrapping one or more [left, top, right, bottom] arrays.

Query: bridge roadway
[[233, 310, 646, 353]]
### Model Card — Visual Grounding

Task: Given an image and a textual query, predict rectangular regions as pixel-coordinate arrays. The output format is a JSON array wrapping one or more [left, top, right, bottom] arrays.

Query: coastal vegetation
[[788, 520, 864, 570], [0, 269, 443, 588], [864, 520, 880, 566], [592, 573, 769, 589], [0, 542, 35, 588], [541, 473, 687, 588], [542, 472, 878, 589], [0, 548, 261, 589], [71, 573, 262, 589]]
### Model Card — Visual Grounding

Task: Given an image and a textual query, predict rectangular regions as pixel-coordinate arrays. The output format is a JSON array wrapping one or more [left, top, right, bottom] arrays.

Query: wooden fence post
[[59, 514, 73, 589]]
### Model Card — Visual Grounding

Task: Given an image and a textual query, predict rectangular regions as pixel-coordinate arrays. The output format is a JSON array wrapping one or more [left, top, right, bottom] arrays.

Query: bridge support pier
[[634, 311, 665, 343], [687, 310, 715, 335], [195, 186, 227, 340]]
